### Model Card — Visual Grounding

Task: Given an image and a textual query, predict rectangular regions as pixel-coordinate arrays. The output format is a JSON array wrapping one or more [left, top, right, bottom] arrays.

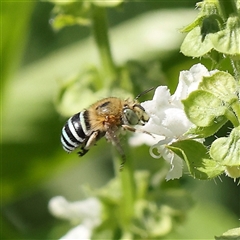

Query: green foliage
[[168, 140, 225, 180], [48, 0, 123, 31], [183, 90, 227, 127], [2, 0, 240, 239], [181, 68, 240, 180], [181, 0, 240, 61], [1, 1, 35, 89], [210, 126, 240, 166], [85, 170, 193, 239]]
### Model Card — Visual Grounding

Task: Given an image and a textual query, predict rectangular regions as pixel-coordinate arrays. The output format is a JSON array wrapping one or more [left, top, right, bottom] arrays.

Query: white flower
[[48, 196, 102, 239], [60, 225, 92, 240], [130, 64, 217, 180]]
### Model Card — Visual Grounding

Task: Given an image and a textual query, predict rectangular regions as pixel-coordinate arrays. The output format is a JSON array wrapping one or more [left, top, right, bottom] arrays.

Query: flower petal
[[48, 196, 102, 227], [60, 224, 91, 240], [165, 154, 183, 181], [172, 63, 210, 101], [129, 64, 212, 180]]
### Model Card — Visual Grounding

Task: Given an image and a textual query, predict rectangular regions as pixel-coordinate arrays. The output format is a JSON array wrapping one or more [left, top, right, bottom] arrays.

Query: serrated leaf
[[210, 126, 240, 166], [199, 71, 238, 104], [168, 140, 225, 180], [182, 90, 227, 127], [180, 26, 213, 57]]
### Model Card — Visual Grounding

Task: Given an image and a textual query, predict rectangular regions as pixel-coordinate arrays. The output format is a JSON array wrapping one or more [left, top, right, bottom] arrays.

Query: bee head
[[123, 104, 149, 125]]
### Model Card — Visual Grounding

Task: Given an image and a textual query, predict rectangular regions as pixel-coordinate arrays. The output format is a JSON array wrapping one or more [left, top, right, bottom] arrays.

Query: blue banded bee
[[61, 89, 153, 167]]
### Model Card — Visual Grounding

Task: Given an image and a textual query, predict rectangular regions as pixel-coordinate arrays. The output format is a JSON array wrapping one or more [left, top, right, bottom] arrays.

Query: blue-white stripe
[[68, 116, 85, 142]]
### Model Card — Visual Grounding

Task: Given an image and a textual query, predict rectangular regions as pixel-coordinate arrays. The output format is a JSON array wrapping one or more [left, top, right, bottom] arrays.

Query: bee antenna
[[135, 87, 155, 100]]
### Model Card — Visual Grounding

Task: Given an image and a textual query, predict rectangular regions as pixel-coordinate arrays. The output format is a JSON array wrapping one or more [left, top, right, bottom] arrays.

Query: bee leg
[[119, 155, 126, 171], [85, 131, 99, 149], [105, 127, 126, 170], [78, 148, 89, 157], [78, 131, 99, 157], [122, 125, 154, 138]]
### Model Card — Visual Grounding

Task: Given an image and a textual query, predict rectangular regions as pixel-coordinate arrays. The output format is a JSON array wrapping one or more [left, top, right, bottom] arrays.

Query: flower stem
[[230, 59, 240, 82], [217, 0, 238, 20], [91, 5, 117, 87], [113, 148, 136, 232], [231, 101, 240, 125], [225, 107, 239, 127]]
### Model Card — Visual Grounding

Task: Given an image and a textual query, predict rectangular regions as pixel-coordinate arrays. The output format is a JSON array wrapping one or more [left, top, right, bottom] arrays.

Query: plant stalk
[[113, 147, 136, 232], [217, 0, 238, 20], [91, 5, 117, 87]]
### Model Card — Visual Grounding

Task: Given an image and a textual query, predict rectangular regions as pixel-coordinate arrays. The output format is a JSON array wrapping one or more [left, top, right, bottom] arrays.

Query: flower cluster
[[49, 196, 102, 239], [130, 64, 217, 180]]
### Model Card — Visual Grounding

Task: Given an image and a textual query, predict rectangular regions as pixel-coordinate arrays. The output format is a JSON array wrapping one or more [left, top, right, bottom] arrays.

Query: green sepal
[[168, 140, 225, 180], [225, 166, 240, 179], [200, 14, 222, 40], [180, 26, 214, 57], [199, 71, 238, 104], [210, 15, 240, 55], [182, 90, 227, 127], [186, 116, 228, 138], [210, 126, 240, 166]]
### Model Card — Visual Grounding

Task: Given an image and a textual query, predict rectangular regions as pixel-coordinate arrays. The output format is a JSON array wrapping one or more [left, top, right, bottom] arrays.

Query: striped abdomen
[[61, 111, 89, 155]]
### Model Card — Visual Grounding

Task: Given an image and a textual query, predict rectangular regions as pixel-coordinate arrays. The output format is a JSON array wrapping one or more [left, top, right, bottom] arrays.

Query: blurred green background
[[2, 1, 239, 239]]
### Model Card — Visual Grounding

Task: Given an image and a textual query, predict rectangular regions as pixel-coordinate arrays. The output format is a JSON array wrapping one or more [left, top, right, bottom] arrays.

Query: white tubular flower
[[130, 64, 217, 180], [49, 196, 102, 239]]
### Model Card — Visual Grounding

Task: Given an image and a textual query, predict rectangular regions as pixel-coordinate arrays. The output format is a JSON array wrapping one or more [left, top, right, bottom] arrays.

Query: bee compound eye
[[123, 108, 139, 125]]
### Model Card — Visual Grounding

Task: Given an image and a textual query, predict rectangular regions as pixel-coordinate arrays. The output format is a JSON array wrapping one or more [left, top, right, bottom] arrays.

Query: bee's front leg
[[122, 125, 154, 138]]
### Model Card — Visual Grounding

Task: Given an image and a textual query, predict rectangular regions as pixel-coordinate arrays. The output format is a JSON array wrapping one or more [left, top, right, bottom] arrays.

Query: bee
[[60, 88, 153, 167]]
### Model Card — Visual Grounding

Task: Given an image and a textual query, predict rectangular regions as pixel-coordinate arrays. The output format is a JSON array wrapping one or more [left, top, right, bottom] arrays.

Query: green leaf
[[210, 126, 240, 166], [199, 71, 238, 104], [210, 16, 240, 55], [187, 116, 228, 138], [215, 227, 240, 240], [55, 65, 134, 117], [182, 90, 227, 127], [180, 26, 213, 57], [168, 140, 225, 180], [2, 1, 35, 88]]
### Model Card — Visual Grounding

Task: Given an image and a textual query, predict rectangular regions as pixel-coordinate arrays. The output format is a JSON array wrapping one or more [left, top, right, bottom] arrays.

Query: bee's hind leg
[[78, 131, 100, 156], [119, 154, 126, 171], [78, 148, 89, 157]]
